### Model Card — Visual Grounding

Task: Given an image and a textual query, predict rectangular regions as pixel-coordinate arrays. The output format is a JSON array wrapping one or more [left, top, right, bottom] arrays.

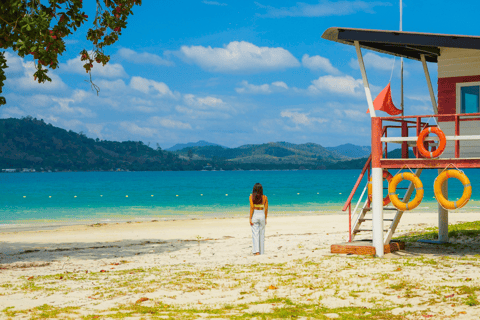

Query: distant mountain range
[[171, 141, 372, 164], [1, 118, 389, 172], [166, 140, 226, 151], [326, 143, 371, 159]]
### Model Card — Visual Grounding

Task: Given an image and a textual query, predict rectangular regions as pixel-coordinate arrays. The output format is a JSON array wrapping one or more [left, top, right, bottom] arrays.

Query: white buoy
[[201, 194, 203, 196], [339, 193, 342, 195], [74, 195, 77, 198], [100, 195, 103, 197], [176, 195, 179, 197], [225, 194, 228, 196], [151, 195, 154, 197], [297, 193, 300, 195], [23, 196, 26, 198], [49, 196, 51, 198], [126, 195, 128, 197]]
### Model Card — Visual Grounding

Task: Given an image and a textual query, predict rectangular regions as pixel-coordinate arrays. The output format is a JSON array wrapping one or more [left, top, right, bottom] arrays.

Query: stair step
[[364, 207, 398, 211], [353, 229, 389, 234], [359, 218, 394, 222]]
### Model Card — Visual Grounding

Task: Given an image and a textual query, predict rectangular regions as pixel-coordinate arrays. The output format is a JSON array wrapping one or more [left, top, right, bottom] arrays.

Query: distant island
[[0, 117, 391, 172]]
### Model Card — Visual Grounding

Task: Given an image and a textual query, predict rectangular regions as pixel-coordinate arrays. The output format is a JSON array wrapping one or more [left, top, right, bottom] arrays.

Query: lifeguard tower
[[322, 28, 480, 257]]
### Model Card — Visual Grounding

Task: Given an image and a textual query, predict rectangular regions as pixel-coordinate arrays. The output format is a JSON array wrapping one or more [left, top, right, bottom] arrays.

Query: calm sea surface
[[1, 170, 479, 227]]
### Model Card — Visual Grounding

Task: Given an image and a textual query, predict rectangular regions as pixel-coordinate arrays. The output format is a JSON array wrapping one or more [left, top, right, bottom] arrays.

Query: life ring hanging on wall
[[434, 170, 472, 210], [388, 172, 424, 211], [416, 127, 447, 158], [368, 170, 393, 206]]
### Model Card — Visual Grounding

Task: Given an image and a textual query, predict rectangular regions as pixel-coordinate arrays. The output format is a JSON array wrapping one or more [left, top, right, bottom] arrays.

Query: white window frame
[[456, 81, 480, 114]]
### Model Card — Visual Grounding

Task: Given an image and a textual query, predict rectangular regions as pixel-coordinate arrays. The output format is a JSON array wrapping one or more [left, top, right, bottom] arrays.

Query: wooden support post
[[355, 41, 376, 118], [421, 54, 438, 115], [356, 40, 383, 257], [438, 168, 449, 243], [372, 117, 384, 258]]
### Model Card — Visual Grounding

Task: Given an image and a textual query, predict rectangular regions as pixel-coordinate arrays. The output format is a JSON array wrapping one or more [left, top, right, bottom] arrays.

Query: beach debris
[[445, 294, 455, 298], [27, 276, 34, 280], [110, 262, 120, 265], [136, 297, 149, 304], [100, 269, 106, 272], [268, 285, 277, 290]]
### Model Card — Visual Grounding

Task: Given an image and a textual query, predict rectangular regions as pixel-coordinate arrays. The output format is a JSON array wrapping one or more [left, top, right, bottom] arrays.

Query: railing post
[[401, 120, 408, 158], [348, 203, 352, 242], [455, 115, 460, 158], [415, 117, 421, 158]]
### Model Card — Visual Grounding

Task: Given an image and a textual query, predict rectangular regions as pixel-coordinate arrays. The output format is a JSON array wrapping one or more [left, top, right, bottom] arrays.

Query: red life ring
[[368, 170, 393, 206], [417, 127, 446, 158]]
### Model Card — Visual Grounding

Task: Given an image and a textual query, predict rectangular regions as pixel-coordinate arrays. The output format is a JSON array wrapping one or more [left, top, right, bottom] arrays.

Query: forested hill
[[0, 117, 202, 171]]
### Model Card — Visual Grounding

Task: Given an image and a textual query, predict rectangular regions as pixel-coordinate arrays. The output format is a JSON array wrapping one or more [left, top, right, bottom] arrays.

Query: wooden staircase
[[344, 155, 423, 244]]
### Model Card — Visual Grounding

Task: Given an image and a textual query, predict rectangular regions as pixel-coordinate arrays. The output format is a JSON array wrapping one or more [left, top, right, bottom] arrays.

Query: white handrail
[[352, 182, 368, 231], [381, 135, 480, 143]]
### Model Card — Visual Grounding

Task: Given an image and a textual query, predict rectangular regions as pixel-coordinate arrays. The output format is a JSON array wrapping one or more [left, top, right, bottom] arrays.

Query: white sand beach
[[1, 212, 480, 319]]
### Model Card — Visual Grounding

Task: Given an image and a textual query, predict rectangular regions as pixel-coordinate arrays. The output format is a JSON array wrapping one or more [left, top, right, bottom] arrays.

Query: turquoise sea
[[1, 169, 479, 227]]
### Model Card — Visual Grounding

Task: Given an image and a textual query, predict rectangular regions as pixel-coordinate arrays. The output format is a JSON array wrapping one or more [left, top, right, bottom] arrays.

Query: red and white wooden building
[[322, 28, 480, 257]]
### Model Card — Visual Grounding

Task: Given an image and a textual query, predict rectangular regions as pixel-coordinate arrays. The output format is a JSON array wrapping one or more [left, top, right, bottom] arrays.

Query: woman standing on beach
[[249, 183, 268, 255]]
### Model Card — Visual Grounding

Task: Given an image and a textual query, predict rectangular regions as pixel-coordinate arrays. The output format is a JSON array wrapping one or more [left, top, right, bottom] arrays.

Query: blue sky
[[2, 0, 478, 148]]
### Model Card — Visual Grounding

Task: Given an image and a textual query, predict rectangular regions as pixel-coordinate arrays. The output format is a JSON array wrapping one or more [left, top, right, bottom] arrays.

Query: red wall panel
[[437, 75, 480, 121]]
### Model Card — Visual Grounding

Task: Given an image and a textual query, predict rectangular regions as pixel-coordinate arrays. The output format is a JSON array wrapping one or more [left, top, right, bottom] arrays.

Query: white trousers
[[251, 210, 265, 254]]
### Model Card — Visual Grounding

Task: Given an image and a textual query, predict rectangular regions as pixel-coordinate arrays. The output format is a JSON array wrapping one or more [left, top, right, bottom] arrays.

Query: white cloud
[[203, 1, 227, 6], [96, 79, 128, 92], [149, 116, 192, 129], [308, 75, 364, 97], [117, 48, 174, 66], [61, 56, 127, 78], [280, 110, 328, 131], [183, 93, 230, 110], [119, 122, 157, 137], [129, 76, 177, 98], [235, 80, 289, 94], [179, 41, 300, 73], [9, 60, 67, 91], [280, 110, 328, 126], [0, 106, 26, 118], [257, 0, 390, 18], [4, 52, 24, 74], [302, 54, 340, 74], [175, 105, 231, 119], [50, 96, 96, 118]]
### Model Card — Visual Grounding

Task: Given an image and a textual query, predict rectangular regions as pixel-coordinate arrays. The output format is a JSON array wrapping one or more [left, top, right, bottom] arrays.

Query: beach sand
[[1, 212, 480, 319]]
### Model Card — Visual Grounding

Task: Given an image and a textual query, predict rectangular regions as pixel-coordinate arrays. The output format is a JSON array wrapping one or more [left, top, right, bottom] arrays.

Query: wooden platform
[[331, 240, 405, 255]]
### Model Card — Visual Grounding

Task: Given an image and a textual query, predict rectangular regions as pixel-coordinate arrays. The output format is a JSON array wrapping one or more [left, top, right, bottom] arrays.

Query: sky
[[2, 0, 479, 149]]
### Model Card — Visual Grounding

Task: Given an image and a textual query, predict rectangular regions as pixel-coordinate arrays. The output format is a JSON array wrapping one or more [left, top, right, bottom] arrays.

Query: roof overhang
[[322, 28, 480, 63]]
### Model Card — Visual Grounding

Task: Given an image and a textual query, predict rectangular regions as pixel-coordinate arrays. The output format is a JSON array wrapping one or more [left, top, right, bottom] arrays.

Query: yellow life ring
[[434, 170, 472, 210], [388, 172, 424, 211]]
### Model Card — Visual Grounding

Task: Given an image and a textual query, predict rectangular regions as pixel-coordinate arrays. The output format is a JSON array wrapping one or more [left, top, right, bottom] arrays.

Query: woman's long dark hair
[[252, 183, 263, 205]]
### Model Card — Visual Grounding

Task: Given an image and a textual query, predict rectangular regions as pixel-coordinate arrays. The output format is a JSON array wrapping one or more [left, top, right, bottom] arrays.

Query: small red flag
[[367, 83, 402, 115]]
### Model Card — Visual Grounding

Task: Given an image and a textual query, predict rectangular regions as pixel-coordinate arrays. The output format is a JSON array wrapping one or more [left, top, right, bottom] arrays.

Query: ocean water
[[1, 169, 479, 226]]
